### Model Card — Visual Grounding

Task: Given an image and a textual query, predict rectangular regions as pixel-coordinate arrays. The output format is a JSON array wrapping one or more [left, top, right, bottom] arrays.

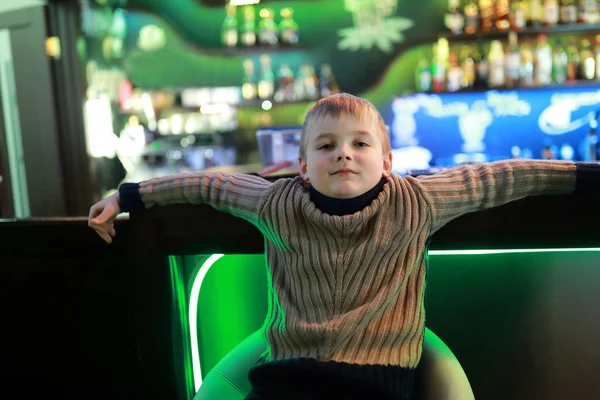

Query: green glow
[[169, 256, 195, 399], [189, 254, 224, 393], [429, 248, 600, 256], [187, 247, 600, 394]]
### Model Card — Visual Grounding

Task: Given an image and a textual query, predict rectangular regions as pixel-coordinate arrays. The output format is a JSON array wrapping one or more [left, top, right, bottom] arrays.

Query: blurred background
[[1, 0, 600, 217]]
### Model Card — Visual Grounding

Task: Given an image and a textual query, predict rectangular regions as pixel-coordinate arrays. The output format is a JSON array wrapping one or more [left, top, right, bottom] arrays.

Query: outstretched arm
[[89, 172, 274, 243], [412, 160, 599, 233]]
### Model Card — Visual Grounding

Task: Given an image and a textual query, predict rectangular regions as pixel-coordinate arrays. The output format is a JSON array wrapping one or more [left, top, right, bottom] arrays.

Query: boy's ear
[[382, 151, 393, 178], [298, 156, 309, 182]]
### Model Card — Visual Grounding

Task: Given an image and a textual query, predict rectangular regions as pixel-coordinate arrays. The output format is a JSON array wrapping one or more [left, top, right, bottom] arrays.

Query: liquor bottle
[[479, 0, 496, 32], [566, 41, 580, 82], [510, 0, 526, 30], [460, 46, 476, 88], [446, 0, 465, 34], [595, 35, 600, 80], [274, 63, 296, 102], [241, 59, 258, 102], [415, 52, 432, 92], [258, 55, 275, 100], [496, 0, 511, 30], [552, 39, 568, 83], [304, 65, 320, 100], [319, 64, 341, 97], [559, 0, 578, 24], [474, 41, 489, 88], [279, 8, 299, 46], [579, 0, 600, 24], [579, 39, 596, 80], [506, 32, 521, 87], [447, 52, 463, 92], [527, 0, 543, 27], [464, 0, 480, 34], [432, 39, 449, 92], [240, 6, 257, 47], [258, 8, 278, 46], [488, 40, 506, 87], [519, 41, 535, 86], [221, 4, 238, 48], [543, 0, 560, 25], [534, 34, 553, 86]]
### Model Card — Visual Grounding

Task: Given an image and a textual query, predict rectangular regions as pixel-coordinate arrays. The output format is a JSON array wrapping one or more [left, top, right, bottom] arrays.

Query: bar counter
[[1, 187, 599, 400]]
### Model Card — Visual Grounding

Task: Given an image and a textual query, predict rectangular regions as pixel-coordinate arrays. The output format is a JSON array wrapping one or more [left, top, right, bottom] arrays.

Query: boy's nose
[[336, 144, 352, 160]]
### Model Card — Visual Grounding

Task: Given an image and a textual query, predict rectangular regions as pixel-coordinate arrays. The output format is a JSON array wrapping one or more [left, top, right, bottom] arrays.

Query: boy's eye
[[355, 142, 369, 147], [317, 143, 332, 150]]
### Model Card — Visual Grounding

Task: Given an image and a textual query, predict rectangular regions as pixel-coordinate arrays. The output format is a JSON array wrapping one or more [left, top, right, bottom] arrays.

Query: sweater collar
[[309, 178, 387, 216]]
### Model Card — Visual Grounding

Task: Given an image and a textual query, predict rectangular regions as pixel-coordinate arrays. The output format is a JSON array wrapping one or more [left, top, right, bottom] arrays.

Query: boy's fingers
[[109, 227, 116, 237]]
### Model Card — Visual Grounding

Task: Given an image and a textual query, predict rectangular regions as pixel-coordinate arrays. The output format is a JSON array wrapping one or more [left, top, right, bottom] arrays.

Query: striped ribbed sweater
[[120, 160, 581, 368]]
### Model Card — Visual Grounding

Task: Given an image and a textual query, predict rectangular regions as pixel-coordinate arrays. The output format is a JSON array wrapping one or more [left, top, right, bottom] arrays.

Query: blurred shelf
[[440, 23, 600, 42], [414, 80, 600, 96]]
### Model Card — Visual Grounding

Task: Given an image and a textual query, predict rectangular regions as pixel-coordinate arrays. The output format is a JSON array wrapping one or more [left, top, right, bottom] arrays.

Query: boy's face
[[299, 115, 392, 199]]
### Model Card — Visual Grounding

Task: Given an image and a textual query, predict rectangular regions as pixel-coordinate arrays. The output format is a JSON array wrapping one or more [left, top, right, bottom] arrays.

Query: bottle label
[[281, 29, 298, 45], [489, 60, 505, 86], [222, 30, 237, 47], [510, 9, 525, 28], [560, 5, 577, 23], [507, 53, 520, 79], [241, 31, 256, 46], [544, 3, 559, 24], [418, 70, 432, 91]]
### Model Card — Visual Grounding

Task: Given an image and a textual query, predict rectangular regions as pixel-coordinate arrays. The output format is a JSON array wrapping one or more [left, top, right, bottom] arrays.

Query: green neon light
[[189, 253, 224, 393], [429, 248, 600, 256], [187, 247, 600, 393]]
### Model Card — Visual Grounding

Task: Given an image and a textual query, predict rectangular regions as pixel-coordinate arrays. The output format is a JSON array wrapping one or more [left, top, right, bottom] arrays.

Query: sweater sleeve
[[412, 160, 590, 233], [118, 172, 273, 226]]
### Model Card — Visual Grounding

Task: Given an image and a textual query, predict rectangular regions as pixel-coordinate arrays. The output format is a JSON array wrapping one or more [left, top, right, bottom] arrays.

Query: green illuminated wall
[[181, 248, 600, 399], [91, 0, 448, 97]]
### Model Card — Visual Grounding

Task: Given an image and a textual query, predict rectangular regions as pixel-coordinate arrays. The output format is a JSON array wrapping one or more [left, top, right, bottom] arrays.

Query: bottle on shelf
[[552, 39, 568, 83], [579, 0, 600, 24], [274, 63, 296, 102], [495, 0, 511, 30], [594, 35, 600, 80], [447, 51, 464, 92], [460, 46, 476, 88], [579, 39, 596, 80], [474, 40, 489, 88], [510, 0, 526, 30], [506, 32, 521, 87], [519, 40, 535, 86], [566, 40, 580, 82], [241, 59, 258, 102], [258, 55, 275, 100], [258, 8, 279, 46], [415, 52, 432, 92], [479, 0, 496, 32], [432, 39, 449, 92], [221, 4, 238, 48], [303, 65, 320, 100], [534, 34, 553, 85], [488, 40, 506, 87], [240, 6, 257, 47], [464, 0, 480, 34], [543, 0, 560, 26], [279, 8, 299, 46], [446, 0, 465, 34], [559, 0, 578, 24], [319, 64, 341, 98], [527, 0, 544, 27]]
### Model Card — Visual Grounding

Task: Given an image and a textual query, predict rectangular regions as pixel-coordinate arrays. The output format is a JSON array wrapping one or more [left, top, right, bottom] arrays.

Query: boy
[[89, 93, 597, 399]]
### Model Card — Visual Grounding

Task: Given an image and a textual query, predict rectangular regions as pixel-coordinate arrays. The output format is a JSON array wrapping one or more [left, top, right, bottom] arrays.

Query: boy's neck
[[309, 178, 387, 216]]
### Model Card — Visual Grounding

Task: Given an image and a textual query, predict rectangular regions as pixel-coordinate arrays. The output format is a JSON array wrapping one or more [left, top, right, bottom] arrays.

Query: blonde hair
[[299, 93, 391, 159]]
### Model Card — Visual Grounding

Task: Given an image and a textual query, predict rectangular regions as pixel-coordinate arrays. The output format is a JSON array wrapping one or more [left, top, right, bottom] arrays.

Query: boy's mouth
[[331, 168, 357, 175]]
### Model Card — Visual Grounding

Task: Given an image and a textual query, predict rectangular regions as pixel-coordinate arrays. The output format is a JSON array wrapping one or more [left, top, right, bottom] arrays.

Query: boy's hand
[[88, 192, 120, 244]]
